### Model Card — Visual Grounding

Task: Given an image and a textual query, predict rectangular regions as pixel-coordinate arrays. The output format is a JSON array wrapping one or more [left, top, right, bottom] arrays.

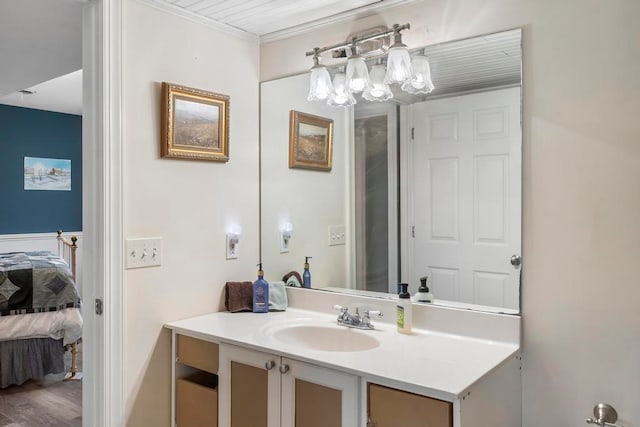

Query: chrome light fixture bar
[[306, 23, 435, 107]]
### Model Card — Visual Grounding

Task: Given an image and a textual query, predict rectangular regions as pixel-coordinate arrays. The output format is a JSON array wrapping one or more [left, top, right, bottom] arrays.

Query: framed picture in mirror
[[161, 82, 230, 162], [288, 110, 333, 171]]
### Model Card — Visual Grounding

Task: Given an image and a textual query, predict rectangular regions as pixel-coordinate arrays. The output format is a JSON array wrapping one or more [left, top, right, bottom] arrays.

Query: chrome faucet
[[333, 305, 382, 330]]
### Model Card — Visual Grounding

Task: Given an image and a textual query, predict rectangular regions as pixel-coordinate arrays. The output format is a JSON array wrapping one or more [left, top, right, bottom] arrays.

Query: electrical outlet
[[328, 225, 346, 246], [125, 238, 162, 269]]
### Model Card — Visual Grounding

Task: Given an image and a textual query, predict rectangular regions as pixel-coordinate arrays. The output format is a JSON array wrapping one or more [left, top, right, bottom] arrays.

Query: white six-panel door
[[409, 87, 521, 309]]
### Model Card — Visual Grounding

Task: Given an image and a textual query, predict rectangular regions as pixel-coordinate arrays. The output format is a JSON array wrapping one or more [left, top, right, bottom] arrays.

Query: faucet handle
[[333, 304, 348, 313], [361, 309, 382, 328]]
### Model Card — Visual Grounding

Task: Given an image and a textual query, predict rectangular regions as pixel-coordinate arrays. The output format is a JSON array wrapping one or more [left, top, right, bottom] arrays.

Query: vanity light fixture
[[226, 225, 242, 260], [305, 23, 434, 108], [280, 222, 294, 253]]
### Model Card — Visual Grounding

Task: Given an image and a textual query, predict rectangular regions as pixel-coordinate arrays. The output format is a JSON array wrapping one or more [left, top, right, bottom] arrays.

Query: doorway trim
[[82, 0, 123, 425]]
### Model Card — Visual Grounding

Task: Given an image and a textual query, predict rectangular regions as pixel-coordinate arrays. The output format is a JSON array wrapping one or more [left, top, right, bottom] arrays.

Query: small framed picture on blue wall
[[24, 157, 71, 191]]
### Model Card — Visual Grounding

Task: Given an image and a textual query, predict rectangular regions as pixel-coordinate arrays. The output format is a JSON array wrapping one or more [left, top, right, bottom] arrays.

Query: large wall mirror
[[260, 29, 522, 314]]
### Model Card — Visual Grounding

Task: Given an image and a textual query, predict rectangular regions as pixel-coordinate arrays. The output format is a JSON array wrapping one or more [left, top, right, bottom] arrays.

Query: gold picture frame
[[161, 82, 229, 162], [288, 110, 334, 171]]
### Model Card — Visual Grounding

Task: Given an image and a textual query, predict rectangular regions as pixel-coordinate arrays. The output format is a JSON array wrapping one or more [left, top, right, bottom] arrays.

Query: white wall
[[261, 73, 349, 287], [122, 2, 259, 425], [262, 1, 640, 426]]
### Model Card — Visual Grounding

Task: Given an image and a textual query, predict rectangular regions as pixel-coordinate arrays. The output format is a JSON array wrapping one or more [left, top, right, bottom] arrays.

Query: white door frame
[[82, 0, 123, 425]]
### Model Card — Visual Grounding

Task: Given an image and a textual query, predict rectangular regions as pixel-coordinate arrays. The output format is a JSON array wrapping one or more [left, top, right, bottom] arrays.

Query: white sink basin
[[271, 324, 380, 352]]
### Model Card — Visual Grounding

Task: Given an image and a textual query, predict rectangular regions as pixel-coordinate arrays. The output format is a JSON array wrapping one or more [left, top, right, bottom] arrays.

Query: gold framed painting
[[288, 110, 333, 171], [161, 82, 230, 162]]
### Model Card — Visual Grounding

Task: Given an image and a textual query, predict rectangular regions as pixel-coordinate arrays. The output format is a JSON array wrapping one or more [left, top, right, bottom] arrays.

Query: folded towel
[[268, 281, 288, 311], [224, 281, 253, 312], [282, 271, 303, 287]]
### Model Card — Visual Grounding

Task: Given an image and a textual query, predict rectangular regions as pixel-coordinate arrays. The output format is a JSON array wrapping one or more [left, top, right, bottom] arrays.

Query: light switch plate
[[125, 238, 162, 269], [328, 225, 346, 246]]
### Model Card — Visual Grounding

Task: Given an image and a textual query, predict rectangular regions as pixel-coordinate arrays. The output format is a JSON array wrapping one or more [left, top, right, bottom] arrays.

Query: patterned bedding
[[0, 251, 81, 316]]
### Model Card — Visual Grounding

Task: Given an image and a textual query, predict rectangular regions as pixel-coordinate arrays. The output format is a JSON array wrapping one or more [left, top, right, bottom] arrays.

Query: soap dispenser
[[413, 276, 434, 303], [396, 283, 412, 334], [302, 256, 312, 288], [253, 263, 269, 313]]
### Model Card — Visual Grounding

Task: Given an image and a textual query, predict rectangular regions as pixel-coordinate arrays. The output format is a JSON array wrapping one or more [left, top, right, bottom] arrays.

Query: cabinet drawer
[[177, 335, 219, 374], [368, 383, 453, 427], [177, 376, 218, 427]]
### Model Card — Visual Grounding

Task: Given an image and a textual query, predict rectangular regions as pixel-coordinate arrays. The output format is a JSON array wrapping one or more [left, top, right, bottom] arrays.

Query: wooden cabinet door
[[367, 383, 453, 427], [281, 358, 359, 427], [218, 344, 281, 427]]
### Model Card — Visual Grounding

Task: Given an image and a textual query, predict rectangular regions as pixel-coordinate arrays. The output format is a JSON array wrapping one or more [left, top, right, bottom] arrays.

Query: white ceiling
[[0, 70, 83, 115], [0, 0, 83, 97], [145, 0, 417, 40]]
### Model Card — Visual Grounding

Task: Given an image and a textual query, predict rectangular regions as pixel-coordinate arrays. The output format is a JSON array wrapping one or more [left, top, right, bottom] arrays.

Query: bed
[[0, 231, 82, 388]]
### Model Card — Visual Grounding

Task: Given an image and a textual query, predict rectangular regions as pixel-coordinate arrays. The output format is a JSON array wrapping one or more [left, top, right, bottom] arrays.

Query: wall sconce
[[226, 225, 242, 260], [280, 222, 294, 253], [306, 23, 434, 107]]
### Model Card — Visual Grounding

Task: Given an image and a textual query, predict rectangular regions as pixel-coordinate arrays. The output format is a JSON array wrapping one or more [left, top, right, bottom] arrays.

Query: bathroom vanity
[[165, 294, 521, 427]]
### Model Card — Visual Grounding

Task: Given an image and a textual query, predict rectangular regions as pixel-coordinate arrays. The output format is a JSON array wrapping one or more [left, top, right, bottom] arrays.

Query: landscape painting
[[173, 97, 219, 149], [289, 110, 334, 171], [161, 82, 230, 162], [24, 157, 71, 191]]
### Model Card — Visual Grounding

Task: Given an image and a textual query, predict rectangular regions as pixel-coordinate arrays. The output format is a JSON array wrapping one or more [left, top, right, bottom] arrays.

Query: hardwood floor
[[0, 346, 82, 427]]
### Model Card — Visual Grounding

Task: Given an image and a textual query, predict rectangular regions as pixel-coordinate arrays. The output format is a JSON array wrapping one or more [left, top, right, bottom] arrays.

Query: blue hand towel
[[268, 281, 288, 311]]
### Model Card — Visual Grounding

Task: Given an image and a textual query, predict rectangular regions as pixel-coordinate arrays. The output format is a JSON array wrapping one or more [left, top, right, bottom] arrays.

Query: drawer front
[[177, 335, 219, 374], [368, 383, 453, 427], [176, 378, 217, 427]]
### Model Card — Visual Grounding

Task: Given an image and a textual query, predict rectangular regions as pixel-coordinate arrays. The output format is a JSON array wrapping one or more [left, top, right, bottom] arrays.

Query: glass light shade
[[307, 65, 334, 101], [401, 54, 435, 94], [345, 55, 371, 93], [384, 44, 412, 85], [328, 72, 356, 107], [363, 64, 393, 102]]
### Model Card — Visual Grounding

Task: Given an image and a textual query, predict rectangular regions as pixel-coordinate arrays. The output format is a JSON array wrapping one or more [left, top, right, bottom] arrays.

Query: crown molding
[[135, 0, 260, 43]]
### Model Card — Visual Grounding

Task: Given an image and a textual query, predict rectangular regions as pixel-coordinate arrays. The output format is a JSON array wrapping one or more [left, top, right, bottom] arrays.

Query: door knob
[[510, 254, 522, 267], [279, 364, 290, 374], [264, 360, 275, 370]]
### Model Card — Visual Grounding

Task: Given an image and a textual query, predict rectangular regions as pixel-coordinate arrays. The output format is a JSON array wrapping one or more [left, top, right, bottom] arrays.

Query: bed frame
[[56, 230, 80, 382]]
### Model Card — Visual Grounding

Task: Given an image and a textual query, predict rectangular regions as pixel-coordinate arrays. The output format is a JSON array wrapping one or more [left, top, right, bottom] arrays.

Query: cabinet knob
[[264, 360, 276, 370], [279, 364, 290, 374]]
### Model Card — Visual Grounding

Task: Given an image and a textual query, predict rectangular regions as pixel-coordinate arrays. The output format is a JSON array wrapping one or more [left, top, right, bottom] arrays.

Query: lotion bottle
[[413, 276, 434, 303], [302, 256, 312, 288], [396, 283, 412, 334], [253, 263, 269, 313]]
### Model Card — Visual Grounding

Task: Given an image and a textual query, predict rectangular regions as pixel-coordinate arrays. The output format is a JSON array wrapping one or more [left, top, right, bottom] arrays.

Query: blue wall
[[0, 105, 82, 234]]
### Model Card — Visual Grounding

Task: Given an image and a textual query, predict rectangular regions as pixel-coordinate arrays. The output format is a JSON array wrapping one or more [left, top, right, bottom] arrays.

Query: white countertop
[[165, 308, 519, 401]]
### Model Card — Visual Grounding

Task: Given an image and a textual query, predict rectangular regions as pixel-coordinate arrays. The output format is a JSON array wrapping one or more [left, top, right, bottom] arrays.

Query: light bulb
[[328, 72, 356, 107], [401, 54, 435, 94], [363, 64, 393, 102], [345, 55, 371, 93], [308, 63, 334, 101], [385, 45, 412, 85]]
